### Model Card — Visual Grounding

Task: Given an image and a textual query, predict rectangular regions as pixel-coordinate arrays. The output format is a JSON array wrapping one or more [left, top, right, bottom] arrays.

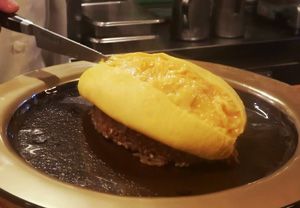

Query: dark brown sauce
[[7, 81, 298, 197]]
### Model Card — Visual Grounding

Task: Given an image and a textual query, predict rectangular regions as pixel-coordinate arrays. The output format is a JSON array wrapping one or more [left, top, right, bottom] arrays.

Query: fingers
[[0, 0, 19, 13]]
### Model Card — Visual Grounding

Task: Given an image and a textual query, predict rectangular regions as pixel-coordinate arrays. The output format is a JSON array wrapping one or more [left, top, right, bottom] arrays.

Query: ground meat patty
[[90, 107, 208, 167]]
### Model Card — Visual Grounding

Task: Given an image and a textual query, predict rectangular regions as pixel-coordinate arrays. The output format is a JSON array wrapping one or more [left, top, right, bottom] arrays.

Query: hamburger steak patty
[[90, 107, 205, 167]]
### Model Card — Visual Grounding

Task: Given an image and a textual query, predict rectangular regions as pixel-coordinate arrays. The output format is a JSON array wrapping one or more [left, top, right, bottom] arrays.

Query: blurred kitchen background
[[65, 0, 300, 84]]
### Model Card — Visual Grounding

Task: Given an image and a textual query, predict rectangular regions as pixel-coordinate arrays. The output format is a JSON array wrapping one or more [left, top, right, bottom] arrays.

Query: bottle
[[214, 0, 246, 38], [171, 0, 213, 41]]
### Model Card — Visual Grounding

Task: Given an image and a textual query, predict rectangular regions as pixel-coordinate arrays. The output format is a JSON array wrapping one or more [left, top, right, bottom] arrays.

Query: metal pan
[[0, 60, 300, 207]]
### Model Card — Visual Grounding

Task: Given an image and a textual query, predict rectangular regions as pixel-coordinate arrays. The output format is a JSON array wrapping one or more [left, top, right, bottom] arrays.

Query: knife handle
[[0, 11, 33, 34]]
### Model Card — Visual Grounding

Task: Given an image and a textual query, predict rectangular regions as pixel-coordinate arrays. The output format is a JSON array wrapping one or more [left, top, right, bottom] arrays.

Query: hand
[[0, 0, 19, 13]]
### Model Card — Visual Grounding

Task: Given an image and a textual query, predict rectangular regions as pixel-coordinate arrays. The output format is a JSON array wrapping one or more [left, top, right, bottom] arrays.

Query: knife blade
[[0, 12, 107, 63]]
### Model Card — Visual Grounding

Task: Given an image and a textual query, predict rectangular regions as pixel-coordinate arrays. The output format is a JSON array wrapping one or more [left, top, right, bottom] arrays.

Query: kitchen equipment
[[257, 0, 300, 34], [0, 12, 106, 62], [81, 1, 164, 38], [171, 0, 213, 41], [67, 0, 164, 52], [62, 0, 300, 85], [214, 0, 246, 38], [0, 61, 300, 207]]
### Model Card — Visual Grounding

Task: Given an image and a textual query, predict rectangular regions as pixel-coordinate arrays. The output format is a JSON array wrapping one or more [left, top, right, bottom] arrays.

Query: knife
[[0, 12, 107, 62]]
